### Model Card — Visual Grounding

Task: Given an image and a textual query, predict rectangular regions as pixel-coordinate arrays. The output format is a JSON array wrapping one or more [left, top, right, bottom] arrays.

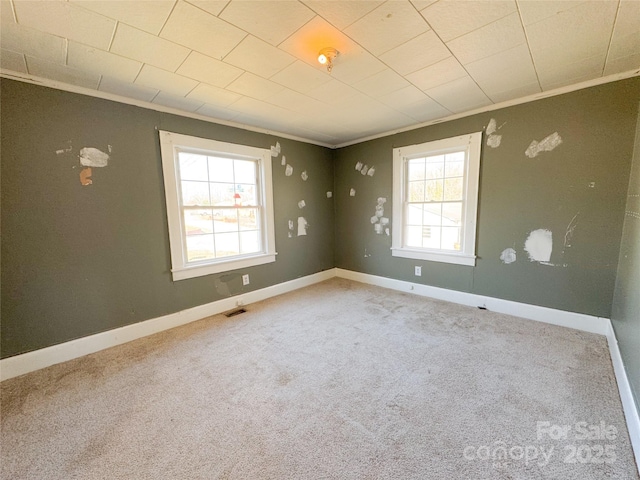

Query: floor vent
[[225, 308, 247, 318]]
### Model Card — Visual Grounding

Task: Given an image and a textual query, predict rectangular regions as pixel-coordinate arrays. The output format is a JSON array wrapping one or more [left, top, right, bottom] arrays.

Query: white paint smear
[[367, 167, 375, 176], [350, 188, 356, 197], [500, 248, 517, 264], [380, 217, 389, 226], [524, 229, 553, 262], [285, 164, 293, 176], [301, 171, 308, 181], [371, 216, 379, 224], [79, 147, 109, 167], [385, 228, 390, 236], [361, 165, 369, 175], [326, 191, 332, 198], [271, 146, 278, 157], [487, 134, 502, 148], [374, 223, 383, 234], [281, 156, 286, 166], [288, 231, 293, 238], [297, 217, 308, 236], [355, 162, 363, 171], [525, 132, 562, 158], [486, 118, 497, 135], [288, 220, 294, 230], [298, 200, 305, 209], [377, 197, 387, 204]]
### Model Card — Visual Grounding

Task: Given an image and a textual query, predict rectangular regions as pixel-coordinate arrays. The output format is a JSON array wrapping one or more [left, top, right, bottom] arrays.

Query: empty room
[[1, 0, 639, 478]]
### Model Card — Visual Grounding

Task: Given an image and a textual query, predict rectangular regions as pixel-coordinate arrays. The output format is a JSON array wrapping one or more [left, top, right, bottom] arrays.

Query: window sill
[[171, 252, 277, 281], [391, 247, 476, 266]]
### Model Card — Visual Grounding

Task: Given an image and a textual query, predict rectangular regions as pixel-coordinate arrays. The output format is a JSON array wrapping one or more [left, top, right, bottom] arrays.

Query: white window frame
[[392, 132, 482, 266], [159, 130, 276, 281]]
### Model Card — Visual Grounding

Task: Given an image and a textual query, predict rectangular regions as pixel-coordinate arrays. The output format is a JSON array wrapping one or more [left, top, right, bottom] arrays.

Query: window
[[159, 131, 276, 281], [392, 132, 482, 266]]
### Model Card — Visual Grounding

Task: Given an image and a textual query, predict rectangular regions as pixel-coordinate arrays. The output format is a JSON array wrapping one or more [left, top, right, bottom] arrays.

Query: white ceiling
[[1, 0, 639, 146]]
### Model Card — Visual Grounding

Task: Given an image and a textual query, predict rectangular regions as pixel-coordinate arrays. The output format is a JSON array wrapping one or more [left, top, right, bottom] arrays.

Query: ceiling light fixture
[[318, 47, 339, 73]]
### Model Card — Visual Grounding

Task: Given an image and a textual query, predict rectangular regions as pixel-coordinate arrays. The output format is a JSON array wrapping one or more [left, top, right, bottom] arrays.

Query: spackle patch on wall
[[367, 167, 375, 177], [271, 142, 281, 157], [301, 171, 308, 181], [370, 198, 389, 235], [57, 142, 111, 186], [79, 147, 110, 167], [326, 191, 332, 198], [524, 229, 553, 262], [500, 247, 517, 264], [525, 132, 562, 158], [297, 217, 308, 236], [298, 200, 306, 209], [285, 164, 293, 176], [281, 155, 286, 166], [350, 188, 356, 197], [355, 162, 363, 172], [486, 118, 505, 148]]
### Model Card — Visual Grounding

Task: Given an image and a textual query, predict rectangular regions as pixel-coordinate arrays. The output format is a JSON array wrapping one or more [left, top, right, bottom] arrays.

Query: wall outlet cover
[[242, 274, 250, 285], [415, 266, 422, 276]]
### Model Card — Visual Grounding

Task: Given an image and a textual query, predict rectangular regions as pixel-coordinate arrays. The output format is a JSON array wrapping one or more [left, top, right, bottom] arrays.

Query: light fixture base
[[318, 47, 339, 73]]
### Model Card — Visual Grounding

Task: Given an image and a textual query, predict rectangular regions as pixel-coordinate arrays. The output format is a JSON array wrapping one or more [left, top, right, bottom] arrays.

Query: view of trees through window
[[406, 151, 465, 251], [178, 152, 261, 262]]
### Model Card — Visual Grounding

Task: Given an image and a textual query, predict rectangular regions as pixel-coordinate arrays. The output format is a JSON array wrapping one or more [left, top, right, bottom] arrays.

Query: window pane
[[425, 179, 443, 201], [407, 204, 423, 225], [240, 230, 260, 254], [424, 203, 442, 226], [441, 227, 461, 251], [184, 209, 213, 235], [444, 177, 463, 201], [179, 152, 208, 181], [239, 208, 259, 231], [210, 183, 235, 206], [442, 202, 463, 225], [214, 233, 239, 257], [234, 160, 256, 184], [181, 181, 210, 206], [213, 209, 238, 233], [445, 152, 464, 177], [186, 234, 215, 262], [235, 184, 257, 205], [408, 181, 425, 202], [406, 226, 423, 248], [408, 159, 425, 181], [423, 226, 441, 249], [208, 156, 234, 183], [425, 155, 444, 179]]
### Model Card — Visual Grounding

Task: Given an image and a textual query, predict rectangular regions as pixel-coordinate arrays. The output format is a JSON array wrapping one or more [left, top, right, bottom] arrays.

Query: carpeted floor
[[1, 278, 638, 479]]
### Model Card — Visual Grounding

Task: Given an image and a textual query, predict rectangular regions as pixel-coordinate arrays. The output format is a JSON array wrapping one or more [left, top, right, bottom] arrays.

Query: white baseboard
[[606, 322, 640, 470], [335, 268, 609, 335], [0, 268, 336, 381]]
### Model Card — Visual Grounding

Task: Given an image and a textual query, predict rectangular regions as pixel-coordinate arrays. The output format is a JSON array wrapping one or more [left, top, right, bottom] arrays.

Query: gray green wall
[[334, 78, 640, 318], [611, 101, 640, 413], [1, 79, 334, 358]]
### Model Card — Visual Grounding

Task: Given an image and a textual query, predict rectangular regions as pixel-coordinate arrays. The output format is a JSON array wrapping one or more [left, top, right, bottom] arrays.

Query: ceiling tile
[[410, 0, 437, 10], [226, 72, 285, 101], [604, 53, 640, 76], [345, 0, 430, 55], [71, 0, 175, 35], [1, 0, 16, 24], [13, 0, 115, 50], [486, 82, 541, 104], [0, 22, 66, 64], [398, 96, 452, 123], [607, 0, 640, 62], [67, 41, 142, 83], [185, 1, 229, 16], [160, 1, 246, 60], [26, 56, 100, 89], [224, 35, 295, 78], [176, 51, 243, 88], [227, 96, 296, 119], [135, 64, 198, 96], [196, 102, 239, 121], [538, 53, 606, 90], [353, 68, 410, 98], [424, 76, 492, 113], [270, 60, 332, 94], [219, 1, 315, 46], [305, 79, 360, 105], [267, 87, 330, 116], [153, 91, 205, 112], [379, 30, 450, 76], [1, 49, 27, 72], [420, 0, 516, 42], [446, 12, 526, 65], [525, 1, 618, 71], [377, 84, 430, 108], [465, 43, 538, 96], [301, 1, 383, 30], [98, 76, 159, 102], [406, 56, 467, 92], [329, 50, 386, 85], [110, 23, 190, 72], [186, 83, 242, 107], [517, 0, 588, 26]]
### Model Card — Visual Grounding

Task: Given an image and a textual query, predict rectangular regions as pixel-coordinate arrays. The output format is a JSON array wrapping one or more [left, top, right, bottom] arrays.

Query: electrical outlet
[[415, 266, 422, 276], [242, 274, 250, 285]]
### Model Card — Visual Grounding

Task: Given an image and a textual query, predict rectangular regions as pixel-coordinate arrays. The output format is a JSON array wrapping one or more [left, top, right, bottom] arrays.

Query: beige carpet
[[1, 278, 638, 479]]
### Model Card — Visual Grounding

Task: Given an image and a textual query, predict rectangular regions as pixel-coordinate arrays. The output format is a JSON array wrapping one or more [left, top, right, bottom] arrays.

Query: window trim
[[391, 132, 482, 266], [159, 130, 276, 281]]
